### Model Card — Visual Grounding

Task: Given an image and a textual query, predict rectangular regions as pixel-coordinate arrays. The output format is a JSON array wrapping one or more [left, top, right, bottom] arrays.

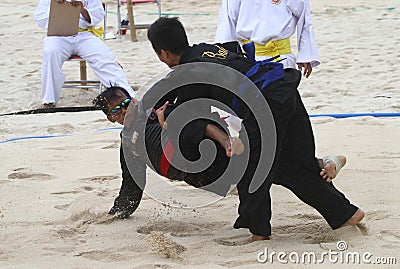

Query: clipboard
[[47, 0, 81, 36]]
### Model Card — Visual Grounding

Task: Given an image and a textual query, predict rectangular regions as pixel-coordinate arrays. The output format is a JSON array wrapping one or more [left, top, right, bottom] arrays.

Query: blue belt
[[231, 45, 285, 115]]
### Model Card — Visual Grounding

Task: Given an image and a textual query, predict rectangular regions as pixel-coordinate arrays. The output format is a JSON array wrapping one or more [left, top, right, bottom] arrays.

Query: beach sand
[[0, 0, 399, 267]]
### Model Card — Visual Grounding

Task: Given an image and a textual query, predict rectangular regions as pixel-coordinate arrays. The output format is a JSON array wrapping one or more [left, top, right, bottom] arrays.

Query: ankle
[[251, 234, 270, 241], [40, 103, 56, 109], [341, 209, 365, 227]]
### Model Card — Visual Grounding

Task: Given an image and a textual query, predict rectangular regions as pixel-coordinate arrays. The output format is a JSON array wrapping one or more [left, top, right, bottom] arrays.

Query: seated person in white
[[34, 0, 135, 108]]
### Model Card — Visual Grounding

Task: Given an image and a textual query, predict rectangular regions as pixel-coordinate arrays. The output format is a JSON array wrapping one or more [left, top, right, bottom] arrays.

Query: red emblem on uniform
[[271, 0, 282, 4]]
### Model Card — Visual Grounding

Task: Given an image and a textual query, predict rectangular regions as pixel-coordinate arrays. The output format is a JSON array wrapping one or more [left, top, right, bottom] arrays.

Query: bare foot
[[225, 137, 245, 157], [39, 103, 56, 109], [231, 137, 244, 156], [320, 155, 346, 182], [340, 209, 365, 228], [251, 234, 270, 242]]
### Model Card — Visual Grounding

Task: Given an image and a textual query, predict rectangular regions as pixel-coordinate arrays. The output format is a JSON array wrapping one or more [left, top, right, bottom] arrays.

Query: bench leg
[[79, 60, 88, 88]]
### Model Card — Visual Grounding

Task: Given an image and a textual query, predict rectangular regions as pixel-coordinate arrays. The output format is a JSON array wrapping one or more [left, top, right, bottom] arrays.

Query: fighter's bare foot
[[251, 234, 270, 242], [340, 209, 365, 228], [231, 137, 244, 156], [320, 155, 346, 182], [225, 137, 244, 157]]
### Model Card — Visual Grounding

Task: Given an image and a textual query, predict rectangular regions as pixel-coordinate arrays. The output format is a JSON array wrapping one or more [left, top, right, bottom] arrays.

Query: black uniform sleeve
[[141, 74, 179, 112], [108, 144, 146, 219]]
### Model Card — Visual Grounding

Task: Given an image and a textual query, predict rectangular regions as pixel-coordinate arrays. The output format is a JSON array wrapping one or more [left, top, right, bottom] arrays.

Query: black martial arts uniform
[[111, 42, 358, 236], [109, 109, 233, 218], [176, 42, 358, 236]]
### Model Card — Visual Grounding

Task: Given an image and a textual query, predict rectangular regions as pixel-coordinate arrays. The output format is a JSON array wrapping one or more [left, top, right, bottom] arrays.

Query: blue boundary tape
[[0, 127, 122, 144], [1, 113, 399, 144], [309, 112, 400, 118]]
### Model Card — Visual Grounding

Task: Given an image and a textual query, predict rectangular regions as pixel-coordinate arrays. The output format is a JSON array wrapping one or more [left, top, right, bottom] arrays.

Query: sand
[[0, 0, 399, 268]]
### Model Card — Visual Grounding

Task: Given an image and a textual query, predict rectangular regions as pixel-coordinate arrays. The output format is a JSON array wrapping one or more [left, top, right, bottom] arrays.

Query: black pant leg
[[234, 136, 273, 236], [275, 91, 358, 229], [234, 92, 297, 236], [183, 140, 233, 196], [278, 170, 358, 229]]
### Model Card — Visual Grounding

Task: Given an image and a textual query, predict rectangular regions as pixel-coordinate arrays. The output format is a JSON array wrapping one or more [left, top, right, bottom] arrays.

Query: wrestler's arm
[[79, 0, 105, 26], [290, 0, 320, 76], [215, 0, 241, 43], [108, 144, 145, 219], [34, 0, 50, 29]]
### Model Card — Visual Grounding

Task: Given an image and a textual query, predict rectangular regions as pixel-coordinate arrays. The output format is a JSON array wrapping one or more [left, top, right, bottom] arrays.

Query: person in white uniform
[[215, 1, 339, 185], [215, 0, 320, 78], [34, 0, 135, 108]]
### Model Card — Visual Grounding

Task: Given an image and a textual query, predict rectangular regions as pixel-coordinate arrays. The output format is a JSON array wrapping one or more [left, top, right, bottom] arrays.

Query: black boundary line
[[0, 106, 103, 116]]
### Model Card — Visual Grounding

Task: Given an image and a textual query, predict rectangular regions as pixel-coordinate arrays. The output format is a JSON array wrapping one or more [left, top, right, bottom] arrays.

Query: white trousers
[[41, 32, 134, 103]]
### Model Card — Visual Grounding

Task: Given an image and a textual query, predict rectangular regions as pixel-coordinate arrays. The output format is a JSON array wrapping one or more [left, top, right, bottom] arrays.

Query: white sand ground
[[0, 0, 399, 268]]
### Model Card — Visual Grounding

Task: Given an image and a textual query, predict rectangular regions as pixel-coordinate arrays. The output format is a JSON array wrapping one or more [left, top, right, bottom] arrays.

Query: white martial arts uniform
[[215, 0, 320, 68], [34, 0, 135, 104]]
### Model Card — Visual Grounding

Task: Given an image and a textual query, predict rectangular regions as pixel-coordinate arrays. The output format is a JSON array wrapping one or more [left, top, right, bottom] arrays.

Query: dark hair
[[147, 17, 189, 54], [93, 86, 130, 114]]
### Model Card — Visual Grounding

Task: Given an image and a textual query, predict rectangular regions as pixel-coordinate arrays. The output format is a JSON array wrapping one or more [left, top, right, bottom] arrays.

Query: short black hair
[[147, 17, 189, 54], [93, 86, 130, 114]]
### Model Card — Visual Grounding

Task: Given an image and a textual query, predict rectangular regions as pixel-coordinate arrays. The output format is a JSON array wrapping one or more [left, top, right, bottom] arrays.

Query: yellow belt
[[243, 37, 291, 59], [78, 26, 104, 39]]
